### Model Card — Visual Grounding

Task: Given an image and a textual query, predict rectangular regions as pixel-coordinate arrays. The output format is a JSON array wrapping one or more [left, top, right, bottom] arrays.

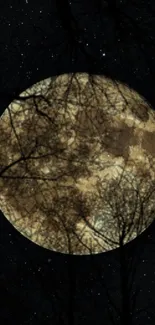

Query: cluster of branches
[[0, 73, 155, 324], [86, 168, 155, 325]]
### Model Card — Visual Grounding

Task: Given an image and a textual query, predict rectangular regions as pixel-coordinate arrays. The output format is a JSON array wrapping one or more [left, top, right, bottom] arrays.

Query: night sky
[[1, 0, 155, 324]]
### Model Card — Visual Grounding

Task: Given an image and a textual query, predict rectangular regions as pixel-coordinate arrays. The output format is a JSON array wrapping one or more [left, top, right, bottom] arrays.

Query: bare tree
[[1, 72, 155, 324], [83, 160, 155, 324], [1, 72, 155, 252]]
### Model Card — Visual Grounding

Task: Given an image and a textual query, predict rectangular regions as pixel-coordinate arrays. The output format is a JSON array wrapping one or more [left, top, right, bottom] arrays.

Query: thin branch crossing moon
[[0, 73, 155, 254]]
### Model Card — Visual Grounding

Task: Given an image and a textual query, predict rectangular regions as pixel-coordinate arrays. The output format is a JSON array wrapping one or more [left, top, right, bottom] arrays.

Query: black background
[[1, 0, 155, 324]]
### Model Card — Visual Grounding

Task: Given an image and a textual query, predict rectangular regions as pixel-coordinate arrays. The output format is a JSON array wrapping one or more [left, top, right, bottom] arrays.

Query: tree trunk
[[67, 256, 75, 325], [120, 244, 132, 325]]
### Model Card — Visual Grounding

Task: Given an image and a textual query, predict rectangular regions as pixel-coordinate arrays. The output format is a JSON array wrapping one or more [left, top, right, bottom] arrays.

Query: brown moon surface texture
[[1, 73, 155, 255]]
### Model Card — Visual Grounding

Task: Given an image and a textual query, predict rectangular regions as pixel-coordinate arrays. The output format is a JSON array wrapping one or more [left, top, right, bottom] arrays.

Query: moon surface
[[1, 73, 155, 254]]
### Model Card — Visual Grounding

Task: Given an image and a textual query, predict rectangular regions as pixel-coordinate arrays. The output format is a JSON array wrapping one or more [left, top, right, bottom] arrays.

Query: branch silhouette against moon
[[0, 73, 155, 254]]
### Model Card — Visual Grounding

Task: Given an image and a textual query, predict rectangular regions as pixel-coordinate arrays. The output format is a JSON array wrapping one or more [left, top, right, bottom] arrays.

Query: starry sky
[[1, 0, 155, 324]]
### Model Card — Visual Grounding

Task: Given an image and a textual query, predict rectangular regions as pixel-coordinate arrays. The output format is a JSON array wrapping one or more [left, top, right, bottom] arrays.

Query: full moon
[[1, 73, 155, 254]]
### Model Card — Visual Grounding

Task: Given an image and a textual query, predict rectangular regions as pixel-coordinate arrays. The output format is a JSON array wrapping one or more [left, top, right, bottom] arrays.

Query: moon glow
[[1, 73, 155, 254]]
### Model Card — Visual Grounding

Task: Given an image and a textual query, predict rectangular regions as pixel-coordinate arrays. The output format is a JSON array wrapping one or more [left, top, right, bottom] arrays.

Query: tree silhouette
[[1, 72, 155, 324], [0, 72, 155, 254], [85, 158, 155, 324]]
